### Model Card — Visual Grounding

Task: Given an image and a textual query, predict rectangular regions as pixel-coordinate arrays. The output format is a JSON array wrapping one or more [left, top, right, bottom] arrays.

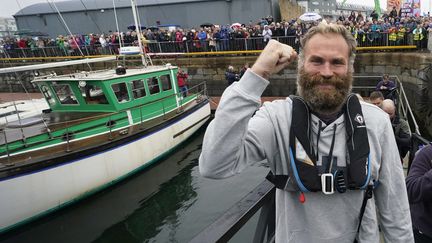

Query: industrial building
[[13, 0, 281, 37]]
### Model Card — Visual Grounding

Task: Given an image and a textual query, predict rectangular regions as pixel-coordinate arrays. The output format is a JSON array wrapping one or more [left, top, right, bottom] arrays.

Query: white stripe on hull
[[0, 103, 210, 232]]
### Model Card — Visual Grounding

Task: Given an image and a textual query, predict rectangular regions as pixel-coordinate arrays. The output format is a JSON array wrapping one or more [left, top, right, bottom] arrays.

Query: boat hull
[[0, 101, 210, 233]]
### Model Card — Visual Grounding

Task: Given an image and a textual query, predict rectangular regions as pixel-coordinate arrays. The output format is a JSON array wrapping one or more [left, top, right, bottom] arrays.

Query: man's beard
[[297, 68, 353, 115]]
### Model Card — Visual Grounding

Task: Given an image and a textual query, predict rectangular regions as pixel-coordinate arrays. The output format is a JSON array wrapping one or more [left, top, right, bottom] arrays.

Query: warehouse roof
[[15, 0, 212, 16]]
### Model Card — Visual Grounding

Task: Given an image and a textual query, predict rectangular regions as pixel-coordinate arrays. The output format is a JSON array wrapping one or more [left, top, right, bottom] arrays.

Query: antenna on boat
[[47, 0, 92, 71], [112, 0, 125, 67], [130, 0, 148, 67]]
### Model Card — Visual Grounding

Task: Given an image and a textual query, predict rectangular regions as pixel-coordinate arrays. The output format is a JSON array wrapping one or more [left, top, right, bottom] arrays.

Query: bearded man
[[199, 22, 413, 242]]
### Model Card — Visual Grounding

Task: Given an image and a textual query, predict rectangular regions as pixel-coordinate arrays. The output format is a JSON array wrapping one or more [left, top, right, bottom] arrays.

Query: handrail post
[[162, 102, 166, 120], [185, 41, 189, 53], [2, 129, 12, 166], [139, 106, 144, 130], [158, 42, 162, 53], [65, 127, 71, 152], [12, 101, 27, 147], [108, 116, 113, 140]]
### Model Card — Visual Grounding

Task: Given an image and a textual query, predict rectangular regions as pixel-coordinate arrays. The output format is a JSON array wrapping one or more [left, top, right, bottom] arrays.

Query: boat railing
[[191, 75, 431, 242], [0, 81, 209, 162]]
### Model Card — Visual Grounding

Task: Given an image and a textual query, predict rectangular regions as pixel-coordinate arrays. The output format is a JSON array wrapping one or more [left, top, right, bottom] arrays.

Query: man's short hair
[[298, 22, 357, 72], [370, 91, 384, 100]]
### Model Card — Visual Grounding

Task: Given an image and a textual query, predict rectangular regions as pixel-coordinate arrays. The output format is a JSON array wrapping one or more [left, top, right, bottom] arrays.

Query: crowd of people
[[2, 11, 432, 58]]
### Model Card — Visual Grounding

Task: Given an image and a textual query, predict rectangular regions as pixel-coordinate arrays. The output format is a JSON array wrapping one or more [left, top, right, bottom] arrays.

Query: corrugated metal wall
[[15, 0, 280, 37]]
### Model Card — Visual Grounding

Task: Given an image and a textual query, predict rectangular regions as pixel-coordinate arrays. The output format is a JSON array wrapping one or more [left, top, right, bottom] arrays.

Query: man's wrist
[[251, 65, 270, 80]]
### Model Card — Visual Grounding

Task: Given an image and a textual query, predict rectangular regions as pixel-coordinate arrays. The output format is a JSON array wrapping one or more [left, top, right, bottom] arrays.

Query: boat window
[[131, 79, 146, 99], [52, 84, 79, 105], [160, 74, 172, 91], [80, 84, 109, 104], [41, 85, 56, 105], [112, 83, 130, 103], [147, 77, 160, 95]]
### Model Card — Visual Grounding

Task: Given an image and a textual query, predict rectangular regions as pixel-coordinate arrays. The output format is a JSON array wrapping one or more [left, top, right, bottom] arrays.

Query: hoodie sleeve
[[199, 69, 276, 179], [406, 145, 432, 203], [374, 119, 414, 242]]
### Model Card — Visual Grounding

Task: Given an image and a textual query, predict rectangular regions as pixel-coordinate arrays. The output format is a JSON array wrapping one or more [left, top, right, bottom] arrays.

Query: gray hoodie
[[199, 69, 413, 243]]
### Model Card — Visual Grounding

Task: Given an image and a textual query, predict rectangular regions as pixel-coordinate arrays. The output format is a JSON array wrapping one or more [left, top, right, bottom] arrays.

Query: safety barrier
[[0, 32, 425, 60]]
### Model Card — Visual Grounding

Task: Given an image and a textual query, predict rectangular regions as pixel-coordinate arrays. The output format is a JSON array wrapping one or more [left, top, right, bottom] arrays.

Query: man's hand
[[251, 39, 297, 80]]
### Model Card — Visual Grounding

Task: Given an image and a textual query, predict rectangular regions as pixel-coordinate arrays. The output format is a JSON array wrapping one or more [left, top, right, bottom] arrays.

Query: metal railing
[[189, 180, 276, 243], [0, 32, 422, 59], [0, 82, 208, 162]]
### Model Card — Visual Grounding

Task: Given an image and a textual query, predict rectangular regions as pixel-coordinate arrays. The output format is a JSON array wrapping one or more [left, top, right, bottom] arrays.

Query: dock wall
[[1, 52, 431, 136]]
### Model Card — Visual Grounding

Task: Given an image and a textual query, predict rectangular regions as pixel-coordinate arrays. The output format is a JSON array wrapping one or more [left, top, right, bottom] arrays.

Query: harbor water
[[0, 126, 269, 243]]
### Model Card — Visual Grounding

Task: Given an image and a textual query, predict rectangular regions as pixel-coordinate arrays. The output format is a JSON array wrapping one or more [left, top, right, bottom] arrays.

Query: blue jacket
[[406, 144, 432, 238], [225, 71, 239, 85]]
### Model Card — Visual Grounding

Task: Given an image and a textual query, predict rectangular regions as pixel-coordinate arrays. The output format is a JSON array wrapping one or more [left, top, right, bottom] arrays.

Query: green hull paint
[[0, 67, 200, 156]]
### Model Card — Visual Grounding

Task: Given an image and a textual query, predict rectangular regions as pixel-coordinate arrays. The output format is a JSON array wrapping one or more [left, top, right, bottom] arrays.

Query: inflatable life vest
[[266, 94, 372, 194]]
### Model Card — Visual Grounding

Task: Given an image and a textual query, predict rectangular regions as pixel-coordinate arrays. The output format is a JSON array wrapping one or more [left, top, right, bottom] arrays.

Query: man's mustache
[[300, 72, 349, 90]]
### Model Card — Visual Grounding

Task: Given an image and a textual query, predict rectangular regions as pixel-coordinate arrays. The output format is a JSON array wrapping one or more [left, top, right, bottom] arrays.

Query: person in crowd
[[262, 25, 272, 44], [376, 74, 396, 100], [369, 90, 385, 107], [274, 22, 284, 37], [338, 11, 346, 22], [239, 63, 250, 79], [356, 11, 364, 23], [389, 6, 398, 19], [381, 99, 411, 161], [176, 68, 189, 97], [348, 11, 356, 22], [413, 23, 427, 49], [406, 143, 432, 243], [225, 65, 239, 86], [370, 10, 379, 21], [200, 21, 413, 243]]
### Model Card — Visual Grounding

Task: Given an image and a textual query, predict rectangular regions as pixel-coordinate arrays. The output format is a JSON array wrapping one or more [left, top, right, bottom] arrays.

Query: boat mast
[[130, 0, 147, 67]]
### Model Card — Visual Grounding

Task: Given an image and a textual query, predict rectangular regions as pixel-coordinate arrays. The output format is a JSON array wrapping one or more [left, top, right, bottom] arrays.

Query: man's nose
[[320, 63, 334, 78]]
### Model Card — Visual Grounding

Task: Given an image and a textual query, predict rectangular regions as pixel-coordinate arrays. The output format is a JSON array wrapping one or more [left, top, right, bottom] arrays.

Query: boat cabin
[[32, 65, 180, 113]]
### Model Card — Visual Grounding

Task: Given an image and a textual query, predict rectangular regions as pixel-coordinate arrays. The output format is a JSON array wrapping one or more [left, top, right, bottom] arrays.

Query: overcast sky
[[1, 0, 429, 19]]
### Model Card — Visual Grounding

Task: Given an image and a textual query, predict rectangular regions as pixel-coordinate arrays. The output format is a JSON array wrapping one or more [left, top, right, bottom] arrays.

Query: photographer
[[225, 65, 239, 86]]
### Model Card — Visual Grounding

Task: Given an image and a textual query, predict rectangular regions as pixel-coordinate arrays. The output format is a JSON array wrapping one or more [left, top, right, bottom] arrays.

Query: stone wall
[[151, 56, 298, 96], [1, 53, 432, 135]]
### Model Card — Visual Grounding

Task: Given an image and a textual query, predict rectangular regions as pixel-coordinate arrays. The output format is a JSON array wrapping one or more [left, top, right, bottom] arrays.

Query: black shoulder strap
[[354, 185, 374, 242], [289, 95, 321, 192], [290, 95, 317, 163], [343, 94, 371, 190]]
